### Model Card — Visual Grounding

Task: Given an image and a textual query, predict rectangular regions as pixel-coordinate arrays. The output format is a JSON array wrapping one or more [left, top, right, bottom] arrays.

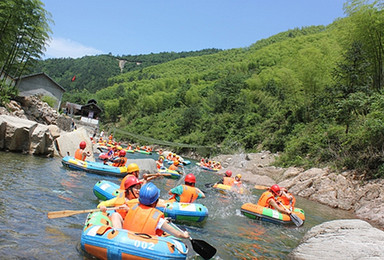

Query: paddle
[[278, 202, 304, 227], [254, 185, 269, 190], [204, 183, 215, 188], [47, 207, 117, 219], [169, 222, 217, 259], [145, 173, 172, 178]]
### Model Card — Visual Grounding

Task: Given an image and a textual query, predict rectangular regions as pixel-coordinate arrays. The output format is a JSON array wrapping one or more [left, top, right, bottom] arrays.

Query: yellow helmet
[[236, 174, 242, 179], [127, 163, 139, 173]]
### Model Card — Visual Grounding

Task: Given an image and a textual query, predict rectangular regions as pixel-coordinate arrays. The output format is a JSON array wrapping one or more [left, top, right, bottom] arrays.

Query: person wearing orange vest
[[257, 184, 291, 214], [234, 174, 242, 186], [277, 187, 296, 210], [98, 175, 141, 228], [74, 141, 91, 161], [168, 173, 205, 203], [123, 182, 189, 238], [112, 150, 127, 167], [168, 161, 181, 172], [216, 170, 235, 186], [120, 163, 160, 190]]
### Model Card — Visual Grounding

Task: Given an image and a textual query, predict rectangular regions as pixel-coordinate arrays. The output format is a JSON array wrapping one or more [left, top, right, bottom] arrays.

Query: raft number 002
[[134, 240, 155, 250]]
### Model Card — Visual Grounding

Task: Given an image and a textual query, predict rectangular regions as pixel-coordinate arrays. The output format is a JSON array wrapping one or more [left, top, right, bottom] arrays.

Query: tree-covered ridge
[[32, 49, 222, 94], [94, 1, 384, 178]]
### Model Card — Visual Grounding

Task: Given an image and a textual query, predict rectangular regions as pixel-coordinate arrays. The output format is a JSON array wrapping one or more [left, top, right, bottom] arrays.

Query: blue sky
[[41, 0, 346, 59]]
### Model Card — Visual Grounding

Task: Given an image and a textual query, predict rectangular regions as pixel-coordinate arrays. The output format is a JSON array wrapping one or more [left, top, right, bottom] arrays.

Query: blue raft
[[62, 156, 127, 177], [81, 211, 188, 259], [93, 180, 208, 223]]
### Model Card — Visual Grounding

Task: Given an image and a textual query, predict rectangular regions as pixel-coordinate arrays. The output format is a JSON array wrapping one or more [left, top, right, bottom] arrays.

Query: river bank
[[212, 152, 384, 229]]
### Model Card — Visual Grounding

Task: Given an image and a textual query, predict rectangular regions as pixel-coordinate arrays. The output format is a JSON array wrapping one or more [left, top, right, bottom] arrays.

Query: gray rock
[[0, 115, 54, 156], [289, 219, 384, 260]]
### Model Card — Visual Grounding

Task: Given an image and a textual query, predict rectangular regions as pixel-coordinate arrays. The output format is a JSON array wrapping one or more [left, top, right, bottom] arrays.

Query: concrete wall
[[18, 75, 64, 110]]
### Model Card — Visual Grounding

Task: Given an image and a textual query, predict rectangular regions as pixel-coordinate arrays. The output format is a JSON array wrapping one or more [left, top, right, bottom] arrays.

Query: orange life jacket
[[114, 192, 139, 219], [112, 157, 127, 167], [123, 203, 164, 236], [74, 149, 85, 161], [277, 193, 296, 208], [168, 164, 178, 171], [257, 191, 277, 208], [177, 185, 199, 203], [156, 161, 163, 169], [223, 177, 235, 186]]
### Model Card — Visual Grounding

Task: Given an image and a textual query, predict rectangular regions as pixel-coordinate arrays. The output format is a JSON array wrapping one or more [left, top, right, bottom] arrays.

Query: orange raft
[[240, 203, 305, 226]]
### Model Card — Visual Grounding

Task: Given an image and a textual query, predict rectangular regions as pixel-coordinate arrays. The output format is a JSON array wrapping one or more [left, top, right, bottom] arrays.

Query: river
[[0, 151, 357, 259]]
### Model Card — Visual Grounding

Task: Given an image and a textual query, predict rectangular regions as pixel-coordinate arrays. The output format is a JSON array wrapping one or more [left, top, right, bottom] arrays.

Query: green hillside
[[32, 49, 222, 103], [34, 1, 384, 178]]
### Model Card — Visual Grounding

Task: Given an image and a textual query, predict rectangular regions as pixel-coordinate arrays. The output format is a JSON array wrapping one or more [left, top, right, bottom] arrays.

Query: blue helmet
[[139, 182, 160, 206]]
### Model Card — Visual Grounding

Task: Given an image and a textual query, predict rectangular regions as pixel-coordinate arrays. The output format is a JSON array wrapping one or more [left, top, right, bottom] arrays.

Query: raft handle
[[134, 233, 152, 239]]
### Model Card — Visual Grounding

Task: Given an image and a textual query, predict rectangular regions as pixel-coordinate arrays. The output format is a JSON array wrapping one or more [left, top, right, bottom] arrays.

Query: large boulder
[[126, 159, 157, 174], [54, 127, 95, 161], [289, 219, 384, 259], [0, 115, 54, 156]]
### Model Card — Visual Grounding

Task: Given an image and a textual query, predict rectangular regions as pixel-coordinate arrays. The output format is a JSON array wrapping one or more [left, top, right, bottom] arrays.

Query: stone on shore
[[289, 219, 384, 260], [0, 115, 54, 156]]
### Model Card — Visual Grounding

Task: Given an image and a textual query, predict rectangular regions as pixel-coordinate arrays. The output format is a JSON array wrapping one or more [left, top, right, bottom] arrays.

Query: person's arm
[[97, 197, 118, 212], [196, 188, 205, 198], [269, 199, 290, 214], [160, 219, 189, 239], [168, 185, 182, 196]]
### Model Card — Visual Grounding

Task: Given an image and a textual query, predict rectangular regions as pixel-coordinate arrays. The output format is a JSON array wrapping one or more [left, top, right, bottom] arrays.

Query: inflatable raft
[[159, 201, 208, 223], [93, 180, 208, 223], [81, 211, 188, 260], [196, 163, 218, 172], [240, 203, 305, 225], [213, 183, 244, 194], [159, 168, 183, 179], [62, 156, 127, 177]]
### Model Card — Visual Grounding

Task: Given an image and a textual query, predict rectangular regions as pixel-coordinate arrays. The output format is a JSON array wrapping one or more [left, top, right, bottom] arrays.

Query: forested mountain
[[33, 1, 384, 178], [31, 49, 221, 103]]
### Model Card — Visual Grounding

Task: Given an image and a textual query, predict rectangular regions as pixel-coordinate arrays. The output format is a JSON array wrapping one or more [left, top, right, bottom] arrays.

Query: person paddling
[[168, 173, 205, 203], [123, 182, 190, 238], [111, 150, 127, 167], [98, 175, 141, 228], [257, 184, 291, 214], [216, 170, 235, 186]]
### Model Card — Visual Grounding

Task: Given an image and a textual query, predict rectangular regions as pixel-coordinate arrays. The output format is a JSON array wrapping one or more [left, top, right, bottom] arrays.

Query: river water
[[0, 151, 357, 259]]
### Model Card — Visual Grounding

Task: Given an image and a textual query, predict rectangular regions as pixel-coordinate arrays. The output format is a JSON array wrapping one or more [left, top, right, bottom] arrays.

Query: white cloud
[[43, 37, 104, 59]]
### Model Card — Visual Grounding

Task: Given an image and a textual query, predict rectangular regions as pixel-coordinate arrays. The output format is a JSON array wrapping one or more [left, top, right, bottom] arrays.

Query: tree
[[0, 0, 52, 105], [343, 0, 384, 91]]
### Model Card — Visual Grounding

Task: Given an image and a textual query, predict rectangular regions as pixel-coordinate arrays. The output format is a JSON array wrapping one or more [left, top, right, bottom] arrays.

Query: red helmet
[[79, 141, 86, 149], [270, 184, 281, 194], [119, 150, 126, 157], [124, 175, 141, 190], [185, 173, 196, 184], [225, 170, 232, 177]]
